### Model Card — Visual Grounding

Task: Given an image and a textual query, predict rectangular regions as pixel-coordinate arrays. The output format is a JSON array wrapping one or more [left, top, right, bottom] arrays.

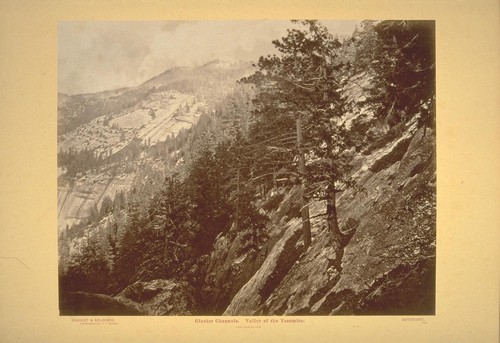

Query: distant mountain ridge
[[58, 60, 254, 136]]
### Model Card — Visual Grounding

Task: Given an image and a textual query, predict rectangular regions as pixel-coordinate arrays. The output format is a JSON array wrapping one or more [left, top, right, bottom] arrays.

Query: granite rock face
[[223, 218, 304, 315], [200, 231, 268, 314], [218, 125, 435, 315]]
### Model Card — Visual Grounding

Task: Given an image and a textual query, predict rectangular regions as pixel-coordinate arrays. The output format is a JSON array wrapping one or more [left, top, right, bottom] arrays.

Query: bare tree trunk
[[163, 227, 169, 277], [234, 165, 240, 232], [296, 115, 311, 249], [326, 184, 342, 242]]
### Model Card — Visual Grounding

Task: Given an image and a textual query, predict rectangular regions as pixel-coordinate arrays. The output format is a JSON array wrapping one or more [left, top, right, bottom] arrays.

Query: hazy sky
[[58, 20, 359, 95]]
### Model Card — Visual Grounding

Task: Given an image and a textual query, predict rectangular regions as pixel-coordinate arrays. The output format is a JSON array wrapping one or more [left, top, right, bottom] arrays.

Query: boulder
[[117, 279, 196, 315]]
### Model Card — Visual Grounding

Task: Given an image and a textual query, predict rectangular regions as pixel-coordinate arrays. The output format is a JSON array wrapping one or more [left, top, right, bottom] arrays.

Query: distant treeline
[[58, 87, 158, 135], [58, 147, 104, 177]]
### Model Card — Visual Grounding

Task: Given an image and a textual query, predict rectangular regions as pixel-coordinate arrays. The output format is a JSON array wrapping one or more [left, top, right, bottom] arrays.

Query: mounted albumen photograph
[[58, 20, 436, 316]]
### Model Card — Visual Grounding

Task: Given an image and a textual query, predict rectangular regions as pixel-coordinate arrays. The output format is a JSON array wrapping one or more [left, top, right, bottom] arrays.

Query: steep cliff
[[58, 173, 135, 232]]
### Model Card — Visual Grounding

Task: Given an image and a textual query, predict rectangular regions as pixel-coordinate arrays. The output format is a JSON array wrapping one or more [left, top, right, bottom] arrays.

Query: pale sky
[[58, 20, 359, 95]]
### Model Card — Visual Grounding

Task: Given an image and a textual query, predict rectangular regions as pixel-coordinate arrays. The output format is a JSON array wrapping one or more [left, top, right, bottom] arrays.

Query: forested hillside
[[58, 20, 435, 316], [57, 60, 254, 232]]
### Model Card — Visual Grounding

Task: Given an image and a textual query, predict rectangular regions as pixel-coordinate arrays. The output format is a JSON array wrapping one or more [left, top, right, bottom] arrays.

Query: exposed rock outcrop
[[223, 218, 304, 315], [58, 173, 135, 231], [220, 125, 435, 315], [200, 231, 268, 314]]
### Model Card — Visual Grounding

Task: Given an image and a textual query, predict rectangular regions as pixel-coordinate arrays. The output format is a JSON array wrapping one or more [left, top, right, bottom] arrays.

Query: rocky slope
[[203, 121, 436, 316]]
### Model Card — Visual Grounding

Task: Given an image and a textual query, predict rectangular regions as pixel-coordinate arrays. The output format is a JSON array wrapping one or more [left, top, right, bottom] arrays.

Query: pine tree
[[362, 20, 435, 128], [225, 131, 269, 254], [188, 134, 233, 255], [62, 233, 111, 293], [113, 199, 143, 287], [155, 174, 196, 278], [242, 20, 354, 248]]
